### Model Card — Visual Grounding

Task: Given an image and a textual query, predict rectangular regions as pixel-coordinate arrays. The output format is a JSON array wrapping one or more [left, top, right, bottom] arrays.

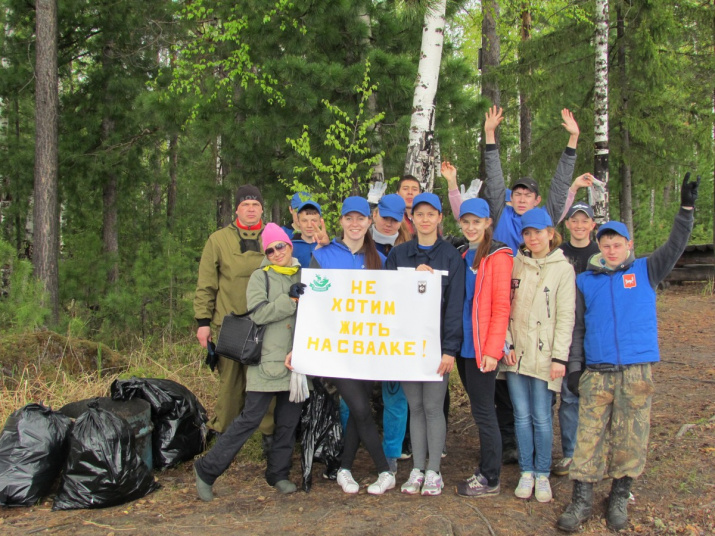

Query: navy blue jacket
[[385, 237, 465, 357], [570, 208, 694, 372]]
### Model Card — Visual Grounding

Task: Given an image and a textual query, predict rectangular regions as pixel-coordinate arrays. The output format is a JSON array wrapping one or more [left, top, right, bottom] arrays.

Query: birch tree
[[404, 0, 447, 193], [592, 0, 610, 223]]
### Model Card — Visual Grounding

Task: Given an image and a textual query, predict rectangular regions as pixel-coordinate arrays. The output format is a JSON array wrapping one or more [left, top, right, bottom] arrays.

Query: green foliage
[[0, 239, 50, 331], [283, 61, 387, 233]]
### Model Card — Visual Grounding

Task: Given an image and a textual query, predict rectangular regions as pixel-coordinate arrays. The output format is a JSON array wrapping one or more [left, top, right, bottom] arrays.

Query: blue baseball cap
[[520, 207, 553, 231], [291, 192, 312, 210], [459, 198, 490, 219], [596, 221, 630, 240], [567, 201, 595, 220], [377, 194, 406, 221], [297, 200, 322, 215], [412, 192, 442, 213], [341, 196, 371, 217]]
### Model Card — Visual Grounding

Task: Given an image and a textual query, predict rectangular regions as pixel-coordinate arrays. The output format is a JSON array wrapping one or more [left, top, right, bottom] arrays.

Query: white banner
[[291, 268, 443, 381]]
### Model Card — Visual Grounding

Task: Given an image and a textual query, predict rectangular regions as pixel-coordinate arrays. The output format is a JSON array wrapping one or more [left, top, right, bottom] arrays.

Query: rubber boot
[[556, 481, 594, 532], [606, 477, 633, 531]]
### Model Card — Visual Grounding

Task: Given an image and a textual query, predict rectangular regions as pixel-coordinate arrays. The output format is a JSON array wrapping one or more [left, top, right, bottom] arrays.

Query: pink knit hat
[[262, 222, 293, 250]]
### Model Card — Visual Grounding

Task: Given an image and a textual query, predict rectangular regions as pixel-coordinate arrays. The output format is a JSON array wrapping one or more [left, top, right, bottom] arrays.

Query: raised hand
[[561, 108, 580, 137], [570, 173, 594, 192], [441, 161, 457, 189], [313, 218, 330, 247], [681, 172, 700, 208], [484, 105, 504, 135]]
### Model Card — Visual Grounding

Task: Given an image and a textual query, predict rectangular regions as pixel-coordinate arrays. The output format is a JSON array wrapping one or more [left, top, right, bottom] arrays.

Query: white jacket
[[502, 247, 576, 392]]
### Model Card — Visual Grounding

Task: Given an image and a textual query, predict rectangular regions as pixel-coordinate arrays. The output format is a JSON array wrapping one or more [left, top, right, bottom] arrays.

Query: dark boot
[[556, 481, 594, 532], [606, 477, 633, 531]]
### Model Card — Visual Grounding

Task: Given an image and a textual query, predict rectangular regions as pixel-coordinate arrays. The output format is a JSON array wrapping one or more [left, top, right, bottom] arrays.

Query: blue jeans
[[339, 382, 407, 460], [558, 377, 579, 458], [506, 372, 553, 476]]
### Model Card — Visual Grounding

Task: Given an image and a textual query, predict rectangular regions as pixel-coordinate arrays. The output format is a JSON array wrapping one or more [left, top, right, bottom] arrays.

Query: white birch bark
[[358, 11, 384, 183], [404, 0, 447, 192], [593, 0, 610, 222]]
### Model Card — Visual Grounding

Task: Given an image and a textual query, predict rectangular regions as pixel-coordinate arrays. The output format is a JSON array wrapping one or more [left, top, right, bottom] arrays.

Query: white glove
[[588, 177, 608, 222], [460, 179, 483, 201], [367, 181, 387, 204], [289, 371, 310, 403]]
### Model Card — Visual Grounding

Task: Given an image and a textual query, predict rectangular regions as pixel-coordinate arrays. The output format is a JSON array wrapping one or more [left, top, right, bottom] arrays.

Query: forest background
[[0, 0, 713, 346]]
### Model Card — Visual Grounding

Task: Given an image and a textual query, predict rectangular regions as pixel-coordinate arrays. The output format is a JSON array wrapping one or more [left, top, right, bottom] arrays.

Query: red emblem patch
[[623, 273, 637, 289]]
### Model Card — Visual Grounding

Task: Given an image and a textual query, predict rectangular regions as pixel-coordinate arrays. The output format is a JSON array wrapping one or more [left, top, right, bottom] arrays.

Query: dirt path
[[2, 285, 714, 535]]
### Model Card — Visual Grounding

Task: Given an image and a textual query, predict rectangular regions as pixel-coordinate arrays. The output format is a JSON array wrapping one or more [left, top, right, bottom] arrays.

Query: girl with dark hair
[[307, 196, 394, 495], [385, 192, 465, 496], [454, 198, 513, 497]]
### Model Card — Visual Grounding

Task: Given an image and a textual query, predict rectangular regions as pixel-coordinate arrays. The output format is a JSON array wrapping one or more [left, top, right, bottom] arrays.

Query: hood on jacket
[[585, 249, 636, 274]]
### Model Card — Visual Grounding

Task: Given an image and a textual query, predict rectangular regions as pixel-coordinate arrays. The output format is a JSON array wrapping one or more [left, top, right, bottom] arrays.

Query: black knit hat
[[236, 184, 264, 207]]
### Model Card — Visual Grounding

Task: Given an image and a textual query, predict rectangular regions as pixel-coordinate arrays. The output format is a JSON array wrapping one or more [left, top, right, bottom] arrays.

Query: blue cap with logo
[[459, 198, 490, 219], [520, 207, 553, 231], [341, 196, 371, 217], [596, 221, 630, 240], [377, 194, 406, 221], [412, 192, 442, 213], [567, 201, 595, 220], [297, 200, 322, 215]]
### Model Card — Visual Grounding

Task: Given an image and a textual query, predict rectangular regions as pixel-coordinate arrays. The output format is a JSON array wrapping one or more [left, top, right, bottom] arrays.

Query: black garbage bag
[[52, 403, 158, 510], [0, 403, 72, 506], [110, 378, 207, 469], [299, 379, 343, 492]]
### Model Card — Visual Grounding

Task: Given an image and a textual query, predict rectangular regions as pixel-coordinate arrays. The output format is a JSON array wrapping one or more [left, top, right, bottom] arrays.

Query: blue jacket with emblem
[[569, 208, 694, 372], [385, 237, 465, 357]]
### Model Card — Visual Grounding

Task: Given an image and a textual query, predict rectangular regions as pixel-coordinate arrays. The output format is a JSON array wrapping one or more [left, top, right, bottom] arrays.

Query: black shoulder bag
[[215, 270, 270, 366]]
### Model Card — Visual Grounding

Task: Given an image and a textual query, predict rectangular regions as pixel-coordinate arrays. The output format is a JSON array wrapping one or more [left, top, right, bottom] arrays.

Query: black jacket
[[385, 237, 465, 357]]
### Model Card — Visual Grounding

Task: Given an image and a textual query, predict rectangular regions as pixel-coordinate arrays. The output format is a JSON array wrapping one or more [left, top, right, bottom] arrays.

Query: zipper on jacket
[[474, 260, 486, 369], [544, 286, 551, 318], [609, 274, 622, 366]]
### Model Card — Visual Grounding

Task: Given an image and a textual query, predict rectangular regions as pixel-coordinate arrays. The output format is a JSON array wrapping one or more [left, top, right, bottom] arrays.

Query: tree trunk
[[404, 0, 447, 193], [167, 133, 178, 229], [617, 3, 633, 235], [215, 135, 233, 228], [358, 11, 384, 183], [479, 0, 501, 180], [33, 0, 60, 323], [593, 0, 610, 223], [519, 4, 532, 175]]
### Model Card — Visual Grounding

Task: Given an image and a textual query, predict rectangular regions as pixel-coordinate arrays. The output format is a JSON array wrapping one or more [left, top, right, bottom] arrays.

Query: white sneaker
[[534, 475, 552, 503], [421, 470, 444, 496], [515, 471, 535, 499], [400, 468, 424, 495], [367, 471, 396, 495], [336, 468, 359, 494]]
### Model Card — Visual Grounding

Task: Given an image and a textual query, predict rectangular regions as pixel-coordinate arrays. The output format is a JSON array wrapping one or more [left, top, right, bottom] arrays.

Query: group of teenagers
[[192, 106, 700, 533]]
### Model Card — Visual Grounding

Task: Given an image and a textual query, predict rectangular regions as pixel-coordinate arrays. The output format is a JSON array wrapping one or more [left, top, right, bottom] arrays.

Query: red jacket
[[468, 243, 513, 368]]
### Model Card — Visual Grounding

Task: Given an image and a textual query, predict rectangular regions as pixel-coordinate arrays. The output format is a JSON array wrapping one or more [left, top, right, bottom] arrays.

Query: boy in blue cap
[[553, 200, 600, 477], [291, 199, 323, 267], [557, 173, 699, 532]]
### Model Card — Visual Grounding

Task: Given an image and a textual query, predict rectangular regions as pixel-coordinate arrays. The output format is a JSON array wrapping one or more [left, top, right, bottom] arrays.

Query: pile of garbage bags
[[0, 378, 207, 509]]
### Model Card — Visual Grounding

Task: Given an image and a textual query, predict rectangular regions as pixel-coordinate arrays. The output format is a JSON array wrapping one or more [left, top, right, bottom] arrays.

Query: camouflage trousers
[[570, 363, 655, 482]]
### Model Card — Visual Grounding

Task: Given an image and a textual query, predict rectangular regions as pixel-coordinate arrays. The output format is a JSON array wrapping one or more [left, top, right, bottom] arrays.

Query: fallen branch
[[461, 500, 496, 536]]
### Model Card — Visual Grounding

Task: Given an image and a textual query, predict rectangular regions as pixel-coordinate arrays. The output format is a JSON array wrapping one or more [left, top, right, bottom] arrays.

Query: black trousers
[[457, 357, 502, 486], [195, 390, 303, 486], [495, 378, 516, 449], [332, 377, 389, 473]]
